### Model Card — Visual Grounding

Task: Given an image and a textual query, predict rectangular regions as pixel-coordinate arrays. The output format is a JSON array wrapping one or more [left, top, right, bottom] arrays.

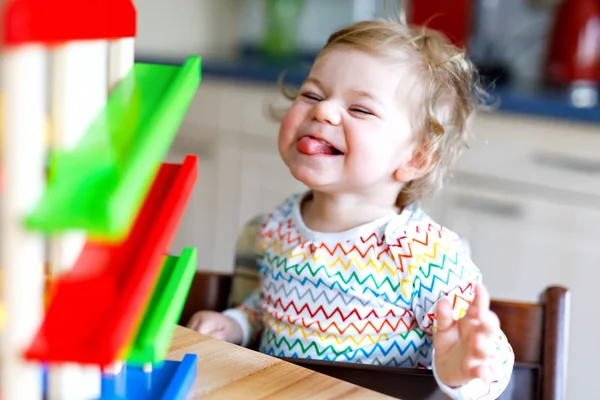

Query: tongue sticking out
[[297, 137, 342, 155]]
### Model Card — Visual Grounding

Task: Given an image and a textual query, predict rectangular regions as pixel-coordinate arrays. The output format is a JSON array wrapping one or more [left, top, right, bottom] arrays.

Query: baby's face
[[278, 47, 421, 196]]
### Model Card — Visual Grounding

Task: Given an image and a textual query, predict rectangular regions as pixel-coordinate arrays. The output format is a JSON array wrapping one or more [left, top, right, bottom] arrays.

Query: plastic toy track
[[26, 56, 201, 241], [24, 155, 198, 366], [126, 247, 197, 365]]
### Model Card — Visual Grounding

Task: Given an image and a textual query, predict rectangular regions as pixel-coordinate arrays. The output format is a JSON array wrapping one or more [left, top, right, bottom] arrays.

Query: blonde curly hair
[[272, 19, 487, 207]]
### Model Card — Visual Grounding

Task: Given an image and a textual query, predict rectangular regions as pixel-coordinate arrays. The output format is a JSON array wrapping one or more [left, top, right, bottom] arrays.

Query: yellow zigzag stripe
[[262, 238, 300, 255], [273, 245, 396, 275], [265, 318, 390, 346], [401, 279, 412, 298], [451, 293, 473, 319], [407, 241, 453, 277]]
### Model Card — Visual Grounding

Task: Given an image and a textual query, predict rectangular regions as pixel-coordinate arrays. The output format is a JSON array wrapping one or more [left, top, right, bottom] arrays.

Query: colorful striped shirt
[[224, 193, 514, 400]]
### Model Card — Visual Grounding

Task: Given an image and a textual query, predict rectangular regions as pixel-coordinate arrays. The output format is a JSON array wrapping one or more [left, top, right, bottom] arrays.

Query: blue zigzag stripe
[[263, 281, 373, 308], [413, 263, 470, 297], [267, 269, 357, 293], [362, 287, 412, 307], [263, 259, 402, 292], [339, 339, 420, 361]]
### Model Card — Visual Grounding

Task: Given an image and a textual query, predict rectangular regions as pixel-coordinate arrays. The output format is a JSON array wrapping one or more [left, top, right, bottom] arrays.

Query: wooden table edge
[[167, 325, 396, 399]]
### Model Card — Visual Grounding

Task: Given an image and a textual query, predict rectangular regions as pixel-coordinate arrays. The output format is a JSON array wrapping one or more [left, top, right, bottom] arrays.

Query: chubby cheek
[[345, 126, 411, 179], [278, 103, 305, 156]]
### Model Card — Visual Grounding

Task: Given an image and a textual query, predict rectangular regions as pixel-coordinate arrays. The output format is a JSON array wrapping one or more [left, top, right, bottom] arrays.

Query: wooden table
[[166, 325, 395, 399]]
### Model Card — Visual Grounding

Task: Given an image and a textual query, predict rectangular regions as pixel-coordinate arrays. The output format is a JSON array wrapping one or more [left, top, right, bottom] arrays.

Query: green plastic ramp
[[26, 56, 201, 240], [126, 247, 197, 364]]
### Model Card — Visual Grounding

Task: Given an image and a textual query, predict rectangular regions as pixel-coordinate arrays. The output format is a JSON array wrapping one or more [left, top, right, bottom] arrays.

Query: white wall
[[238, 0, 398, 52], [134, 0, 242, 59], [134, 0, 399, 58]]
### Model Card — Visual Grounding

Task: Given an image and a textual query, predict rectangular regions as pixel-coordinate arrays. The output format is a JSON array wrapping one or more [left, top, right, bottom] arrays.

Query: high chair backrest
[[490, 286, 570, 400]]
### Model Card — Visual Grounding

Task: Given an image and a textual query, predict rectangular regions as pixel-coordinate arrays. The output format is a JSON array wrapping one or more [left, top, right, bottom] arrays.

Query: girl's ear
[[393, 148, 433, 183]]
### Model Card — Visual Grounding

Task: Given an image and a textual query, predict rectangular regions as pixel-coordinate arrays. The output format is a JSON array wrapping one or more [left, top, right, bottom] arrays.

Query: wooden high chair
[[180, 271, 569, 400]]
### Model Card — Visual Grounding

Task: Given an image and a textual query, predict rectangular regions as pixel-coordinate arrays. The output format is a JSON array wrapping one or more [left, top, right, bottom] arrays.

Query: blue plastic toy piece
[[40, 354, 197, 399], [100, 354, 197, 400]]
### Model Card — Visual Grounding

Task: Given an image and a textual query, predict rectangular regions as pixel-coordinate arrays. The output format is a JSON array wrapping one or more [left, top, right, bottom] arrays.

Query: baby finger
[[469, 332, 495, 360]]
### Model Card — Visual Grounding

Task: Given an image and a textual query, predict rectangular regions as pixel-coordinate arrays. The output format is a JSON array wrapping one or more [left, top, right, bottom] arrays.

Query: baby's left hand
[[433, 283, 500, 388]]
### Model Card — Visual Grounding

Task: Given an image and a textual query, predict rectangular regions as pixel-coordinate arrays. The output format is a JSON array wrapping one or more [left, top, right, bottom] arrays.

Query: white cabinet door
[[437, 183, 600, 400], [459, 113, 600, 197], [439, 183, 600, 300]]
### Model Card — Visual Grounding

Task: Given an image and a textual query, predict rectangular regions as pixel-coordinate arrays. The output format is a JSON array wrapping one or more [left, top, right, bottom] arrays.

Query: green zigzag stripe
[[263, 255, 455, 292], [263, 330, 352, 356], [418, 251, 460, 278]]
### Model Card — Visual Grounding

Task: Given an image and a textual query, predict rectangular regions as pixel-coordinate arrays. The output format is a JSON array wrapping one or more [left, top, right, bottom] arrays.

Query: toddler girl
[[188, 19, 514, 400]]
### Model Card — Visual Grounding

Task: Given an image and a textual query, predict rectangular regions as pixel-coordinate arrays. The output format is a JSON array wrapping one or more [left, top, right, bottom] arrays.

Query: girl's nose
[[313, 101, 341, 126]]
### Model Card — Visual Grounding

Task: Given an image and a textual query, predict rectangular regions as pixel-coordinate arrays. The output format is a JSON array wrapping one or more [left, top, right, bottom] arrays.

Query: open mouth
[[297, 136, 344, 156]]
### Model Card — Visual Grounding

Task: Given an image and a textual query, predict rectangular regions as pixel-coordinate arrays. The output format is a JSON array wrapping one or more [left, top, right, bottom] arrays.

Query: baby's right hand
[[186, 311, 244, 345]]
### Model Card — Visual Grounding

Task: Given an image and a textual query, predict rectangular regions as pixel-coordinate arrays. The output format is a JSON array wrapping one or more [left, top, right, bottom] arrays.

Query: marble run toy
[[0, 1, 202, 399]]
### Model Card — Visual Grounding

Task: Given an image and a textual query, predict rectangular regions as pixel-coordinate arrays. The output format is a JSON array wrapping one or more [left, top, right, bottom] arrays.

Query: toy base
[[100, 354, 197, 400], [42, 354, 197, 400]]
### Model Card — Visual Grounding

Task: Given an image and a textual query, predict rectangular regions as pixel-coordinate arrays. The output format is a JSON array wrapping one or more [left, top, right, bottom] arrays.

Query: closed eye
[[301, 92, 322, 101], [350, 107, 374, 115]]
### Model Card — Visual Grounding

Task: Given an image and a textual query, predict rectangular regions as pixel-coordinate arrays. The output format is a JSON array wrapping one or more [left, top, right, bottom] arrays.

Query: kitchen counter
[[137, 51, 600, 125]]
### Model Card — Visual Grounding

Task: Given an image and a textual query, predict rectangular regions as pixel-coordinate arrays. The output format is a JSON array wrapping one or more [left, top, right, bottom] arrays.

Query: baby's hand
[[433, 283, 500, 388], [186, 311, 244, 345]]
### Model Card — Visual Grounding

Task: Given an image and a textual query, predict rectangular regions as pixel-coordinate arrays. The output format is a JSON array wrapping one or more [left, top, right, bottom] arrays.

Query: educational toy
[[0, 1, 203, 399]]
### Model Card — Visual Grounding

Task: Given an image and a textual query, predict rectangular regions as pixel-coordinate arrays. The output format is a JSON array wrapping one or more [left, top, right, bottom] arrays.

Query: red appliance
[[545, 0, 600, 86], [407, 0, 473, 48]]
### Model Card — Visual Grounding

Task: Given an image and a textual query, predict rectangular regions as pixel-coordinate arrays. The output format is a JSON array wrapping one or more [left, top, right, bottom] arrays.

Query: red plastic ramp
[[2, 0, 136, 45], [24, 155, 197, 366]]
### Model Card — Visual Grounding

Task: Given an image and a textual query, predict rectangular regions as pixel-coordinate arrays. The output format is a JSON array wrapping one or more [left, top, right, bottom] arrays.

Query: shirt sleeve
[[397, 223, 514, 400], [223, 289, 264, 347]]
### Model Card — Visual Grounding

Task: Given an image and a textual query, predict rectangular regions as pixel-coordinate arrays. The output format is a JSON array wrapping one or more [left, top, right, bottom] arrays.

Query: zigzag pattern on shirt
[[266, 317, 426, 343], [273, 248, 398, 275], [291, 232, 390, 260], [260, 345, 420, 368], [267, 268, 402, 295], [339, 340, 420, 360], [263, 330, 351, 357], [411, 296, 437, 320], [348, 355, 419, 368], [263, 283, 416, 320], [262, 280, 373, 307], [292, 252, 397, 275], [260, 219, 395, 262], [264, 319, 395, 346], [412, 259, 471, 297], [412, 246, 460, 277], [261, 234, 397, 274], [243, 195, 514, 400], [264, 268, 355, 293], [271, 310, 417, 335], [266, 220, 388, 250], [387, 225, 449, 264], [266, 297, 404, 323], [264, 257, 472, 306], [262, 330, 423, 361], [362, 286, 413, 307], [263, 257, 401, 291]]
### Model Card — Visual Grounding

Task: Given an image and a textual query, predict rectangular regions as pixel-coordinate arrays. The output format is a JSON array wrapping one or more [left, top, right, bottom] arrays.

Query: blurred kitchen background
[[135, 0, 599, 398]]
